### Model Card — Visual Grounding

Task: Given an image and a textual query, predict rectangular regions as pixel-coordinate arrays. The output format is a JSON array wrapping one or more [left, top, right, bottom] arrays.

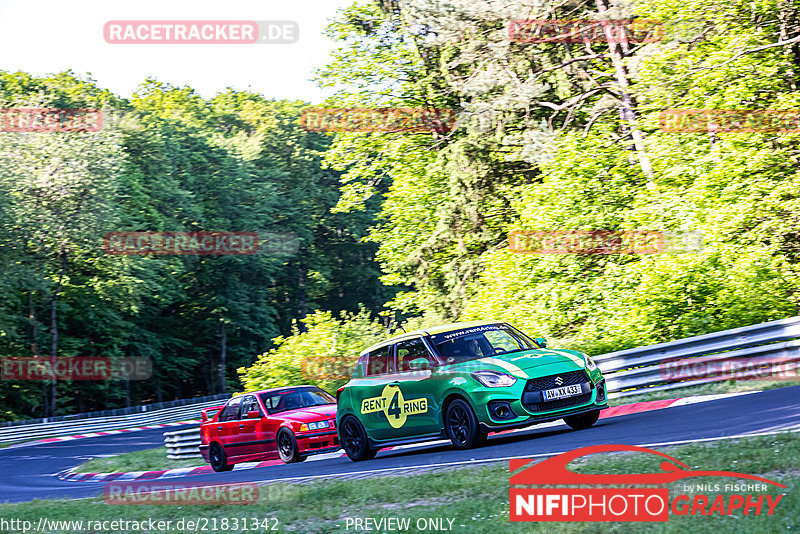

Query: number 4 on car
[[336, 321, 608, 461]]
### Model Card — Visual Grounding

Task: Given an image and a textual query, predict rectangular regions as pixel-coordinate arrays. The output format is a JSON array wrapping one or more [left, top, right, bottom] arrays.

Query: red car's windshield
[[258, 387, 335, 414]]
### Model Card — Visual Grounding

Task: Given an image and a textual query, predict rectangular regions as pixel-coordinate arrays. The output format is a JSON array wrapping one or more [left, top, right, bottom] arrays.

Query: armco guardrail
[[599, 316, 800, 398], [0, 394, 231, 444], [164, 427, 202, 459]]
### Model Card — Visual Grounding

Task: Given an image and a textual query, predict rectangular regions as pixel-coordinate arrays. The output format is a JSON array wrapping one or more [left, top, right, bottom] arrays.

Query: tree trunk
[[28, 291, 40, 357], [47, 251, 68, 417], [219, 322, 227, 393], [595, 0, 655, 182], [297, 260, 307, 331]]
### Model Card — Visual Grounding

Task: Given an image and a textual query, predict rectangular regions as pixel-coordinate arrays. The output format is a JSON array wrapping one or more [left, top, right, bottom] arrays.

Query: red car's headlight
[[299, 420, 331, 432]]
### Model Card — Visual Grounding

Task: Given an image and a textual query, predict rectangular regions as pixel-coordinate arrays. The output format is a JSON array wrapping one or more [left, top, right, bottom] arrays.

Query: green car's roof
[[361, 320, 503, 355]]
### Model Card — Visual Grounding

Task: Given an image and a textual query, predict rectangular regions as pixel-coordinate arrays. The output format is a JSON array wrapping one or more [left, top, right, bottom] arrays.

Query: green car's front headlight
[[471, 370, 517, 387], [584, 354, 598, 371]]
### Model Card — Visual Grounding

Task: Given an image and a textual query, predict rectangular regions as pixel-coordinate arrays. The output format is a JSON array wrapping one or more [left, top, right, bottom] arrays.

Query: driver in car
[[446, 336, 484, 362]]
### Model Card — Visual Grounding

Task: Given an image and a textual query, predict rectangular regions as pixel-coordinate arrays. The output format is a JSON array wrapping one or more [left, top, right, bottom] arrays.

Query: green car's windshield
[[431, 324, 539, 364], [258, 387, 335, 414]]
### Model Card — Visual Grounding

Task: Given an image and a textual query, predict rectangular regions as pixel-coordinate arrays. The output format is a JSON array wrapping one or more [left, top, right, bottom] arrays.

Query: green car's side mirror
[[408, 357, 430, 371], [534, 337, 547, 348]]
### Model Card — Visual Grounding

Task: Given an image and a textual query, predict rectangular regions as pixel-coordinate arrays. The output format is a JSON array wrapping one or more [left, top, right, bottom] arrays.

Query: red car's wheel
[[277, 428, 305, 463], [209, 442, 234, 472]]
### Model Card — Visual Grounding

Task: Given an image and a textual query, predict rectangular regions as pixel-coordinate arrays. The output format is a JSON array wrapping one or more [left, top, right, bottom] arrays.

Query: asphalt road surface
[[1, 385, 798, 503]]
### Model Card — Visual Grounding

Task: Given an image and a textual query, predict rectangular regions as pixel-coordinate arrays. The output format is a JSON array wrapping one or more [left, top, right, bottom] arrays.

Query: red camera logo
[[510, 444, 785, 522]]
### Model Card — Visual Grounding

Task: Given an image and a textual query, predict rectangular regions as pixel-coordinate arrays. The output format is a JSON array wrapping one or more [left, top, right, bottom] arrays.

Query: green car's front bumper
[[467, 367, 608, 432]]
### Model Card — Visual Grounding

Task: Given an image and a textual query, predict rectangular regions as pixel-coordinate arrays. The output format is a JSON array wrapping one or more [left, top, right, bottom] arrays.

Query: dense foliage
[[2, 0, 799, 416], [310, 0, 800, 358], [0, 73, 393, 419]]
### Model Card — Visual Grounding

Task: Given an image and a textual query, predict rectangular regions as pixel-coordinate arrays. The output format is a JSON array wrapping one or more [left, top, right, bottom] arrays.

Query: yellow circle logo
[[360, 384, 428, 429]]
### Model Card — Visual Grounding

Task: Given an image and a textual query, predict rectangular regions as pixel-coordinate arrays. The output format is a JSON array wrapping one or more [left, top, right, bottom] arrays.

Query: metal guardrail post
[[164, 427, 202, 459]]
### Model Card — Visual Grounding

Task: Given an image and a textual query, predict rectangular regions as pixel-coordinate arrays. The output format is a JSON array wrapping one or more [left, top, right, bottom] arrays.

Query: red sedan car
[[200, 385, 339, 471]]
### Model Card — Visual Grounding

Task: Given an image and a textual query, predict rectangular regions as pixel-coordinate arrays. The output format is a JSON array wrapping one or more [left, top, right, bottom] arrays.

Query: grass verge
[[2, 433, 797, 533], [74, 447, 204, 473]]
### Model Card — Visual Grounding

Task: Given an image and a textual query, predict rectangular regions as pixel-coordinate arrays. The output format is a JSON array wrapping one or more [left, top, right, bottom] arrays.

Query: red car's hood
[[276, 404, 337, 423]]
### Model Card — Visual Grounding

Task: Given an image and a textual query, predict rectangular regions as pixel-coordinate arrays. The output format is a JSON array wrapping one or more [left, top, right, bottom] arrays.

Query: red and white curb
[[57, 392, 756, 484], [9, 420, 201, 449]]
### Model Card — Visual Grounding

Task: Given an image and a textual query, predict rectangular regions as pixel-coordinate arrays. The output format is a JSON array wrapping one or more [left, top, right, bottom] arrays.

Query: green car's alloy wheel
[[445, 399, 486, 449], [563, 409, 600, 430], [340, 415, 377, 461], [277, 428, 305, 463], [209, 442, 234, 472]]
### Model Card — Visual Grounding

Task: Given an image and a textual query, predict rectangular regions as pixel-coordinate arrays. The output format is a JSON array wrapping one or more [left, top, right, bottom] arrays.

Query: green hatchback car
[[336, 321, 608, 461]]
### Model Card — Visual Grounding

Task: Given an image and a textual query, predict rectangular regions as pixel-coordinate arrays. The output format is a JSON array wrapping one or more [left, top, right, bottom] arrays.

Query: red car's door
[[234, 395, 274, 458], [254, 392, 284, 459], [214, 396, 243, 455]]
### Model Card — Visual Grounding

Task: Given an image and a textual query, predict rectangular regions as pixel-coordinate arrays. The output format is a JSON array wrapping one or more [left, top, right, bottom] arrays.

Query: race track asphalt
[[1, 385, 798, 503]]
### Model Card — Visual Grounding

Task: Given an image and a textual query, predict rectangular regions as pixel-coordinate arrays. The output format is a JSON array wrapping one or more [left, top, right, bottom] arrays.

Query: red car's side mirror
[[247, 410, 262, 419]]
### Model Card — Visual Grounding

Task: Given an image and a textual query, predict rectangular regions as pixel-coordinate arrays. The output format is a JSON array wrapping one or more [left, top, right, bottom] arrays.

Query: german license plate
[[542, 384, 582, 401]]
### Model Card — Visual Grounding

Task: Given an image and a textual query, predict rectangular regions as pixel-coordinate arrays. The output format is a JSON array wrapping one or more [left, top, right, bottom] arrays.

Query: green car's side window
[[397, 338, 434, 372], [365, 346, 394, 376]]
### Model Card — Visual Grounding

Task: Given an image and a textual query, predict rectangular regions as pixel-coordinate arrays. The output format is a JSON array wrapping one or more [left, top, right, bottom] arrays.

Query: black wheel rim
[[278, 431, 293, 458], [342, 418, 363, 454], [449, 404, 470, 444], [210, 445, 222, 466]]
